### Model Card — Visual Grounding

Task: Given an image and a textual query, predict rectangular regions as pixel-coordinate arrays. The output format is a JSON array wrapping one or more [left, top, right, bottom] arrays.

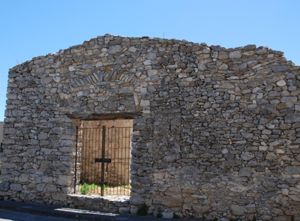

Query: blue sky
[[0, 0, 299, 121]]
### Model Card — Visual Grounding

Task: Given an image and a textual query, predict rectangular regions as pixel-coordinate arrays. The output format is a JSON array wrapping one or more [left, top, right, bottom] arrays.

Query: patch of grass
[[79, 183, 131, 195], [121, 184, 131, 189], [80, 183, 100, 195]]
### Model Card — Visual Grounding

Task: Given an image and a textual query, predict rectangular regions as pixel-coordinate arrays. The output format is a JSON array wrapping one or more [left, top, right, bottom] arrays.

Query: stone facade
[[0, 122, 3, 144], [1, 35, 300, 220]]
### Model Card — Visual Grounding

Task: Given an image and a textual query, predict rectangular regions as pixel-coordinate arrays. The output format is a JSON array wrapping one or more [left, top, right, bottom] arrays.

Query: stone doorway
[[73, 119, 133, 196]]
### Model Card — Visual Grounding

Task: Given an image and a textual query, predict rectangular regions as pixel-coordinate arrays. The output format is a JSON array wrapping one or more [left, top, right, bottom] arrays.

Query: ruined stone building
[[0, 35, 299, 220]]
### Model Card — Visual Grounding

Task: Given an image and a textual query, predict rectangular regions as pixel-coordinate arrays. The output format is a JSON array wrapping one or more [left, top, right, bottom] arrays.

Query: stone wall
[[1, 35, 300, 220], [0, 122, 3, 144]]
